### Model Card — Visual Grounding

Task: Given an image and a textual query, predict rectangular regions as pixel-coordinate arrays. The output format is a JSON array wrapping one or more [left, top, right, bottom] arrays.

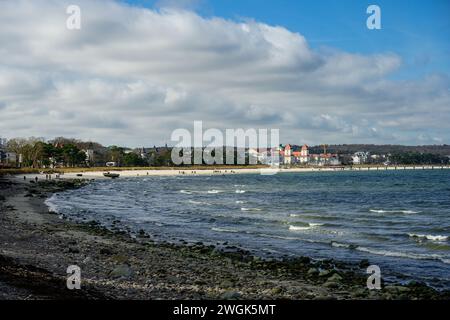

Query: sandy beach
[[1, 175, 449, 300], [9, 165, 450, 182]]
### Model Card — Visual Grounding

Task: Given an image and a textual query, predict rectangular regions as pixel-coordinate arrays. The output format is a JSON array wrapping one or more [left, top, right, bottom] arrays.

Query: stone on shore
[[109, 264, 133, 279], [307, 268, 319, 276], [220, 290, 241, 300]]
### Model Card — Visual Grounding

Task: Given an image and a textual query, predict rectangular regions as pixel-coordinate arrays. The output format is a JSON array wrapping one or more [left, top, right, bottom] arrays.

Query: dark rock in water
[[297, 256, 311, 264], [359, 259, 370, 268], [109, 264, 133, 279]]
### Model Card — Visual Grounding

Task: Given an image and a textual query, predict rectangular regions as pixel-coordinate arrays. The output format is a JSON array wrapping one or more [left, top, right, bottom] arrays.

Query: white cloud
[[0, 0, 448, 146]]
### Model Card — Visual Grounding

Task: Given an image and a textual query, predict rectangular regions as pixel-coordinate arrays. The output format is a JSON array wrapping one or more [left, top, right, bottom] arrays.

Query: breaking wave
[[409, 234, 449, 242]]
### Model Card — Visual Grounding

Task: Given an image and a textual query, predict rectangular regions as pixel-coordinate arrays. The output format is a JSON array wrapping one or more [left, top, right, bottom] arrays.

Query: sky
[[0, 0, 449, 147]]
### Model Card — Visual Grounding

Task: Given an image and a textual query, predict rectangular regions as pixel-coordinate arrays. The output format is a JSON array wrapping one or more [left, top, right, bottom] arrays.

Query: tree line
[[1, 137, 449, 168], [389, 152, 449, 165], [0, 137, 173, 168]]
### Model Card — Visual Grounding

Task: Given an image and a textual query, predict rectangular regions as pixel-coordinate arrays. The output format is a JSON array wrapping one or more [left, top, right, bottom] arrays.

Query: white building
[[299, 144, 309, 163], [352, 152, 369, 165], [283, 144, 293, 164]]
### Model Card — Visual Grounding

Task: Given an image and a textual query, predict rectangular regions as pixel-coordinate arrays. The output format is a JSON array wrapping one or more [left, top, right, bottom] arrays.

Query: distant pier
[[340, 165, 450, 171]]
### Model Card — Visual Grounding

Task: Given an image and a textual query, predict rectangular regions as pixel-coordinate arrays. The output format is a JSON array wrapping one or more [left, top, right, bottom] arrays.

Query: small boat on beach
[[103, 172, 120, 178]]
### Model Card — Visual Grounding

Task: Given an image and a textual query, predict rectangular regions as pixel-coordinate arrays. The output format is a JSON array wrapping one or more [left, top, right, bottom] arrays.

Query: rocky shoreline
[[0, 176, 449, 300]]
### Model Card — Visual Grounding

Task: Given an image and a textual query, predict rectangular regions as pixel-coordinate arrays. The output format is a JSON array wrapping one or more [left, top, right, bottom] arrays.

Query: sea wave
[[181, 189, 225, 194], [356, 246, 449, 264], [329, 241, 450, 264], [207, 190, 224, 194], [188, 200, 211, 206], [309, 223, 324, 227], [289, 222, 323, 231], [262, 234, 330, 245], [289, 225, 312, 231], [235, 190, 246, 194], [241, 207, 262, 212], [331, 241, 357, 249], [408, 233, 449, 242], [370, 209, 420, 214], [290, 213, 339, 221], [211, 227, 240, 233], [44, 195, 59, 213]]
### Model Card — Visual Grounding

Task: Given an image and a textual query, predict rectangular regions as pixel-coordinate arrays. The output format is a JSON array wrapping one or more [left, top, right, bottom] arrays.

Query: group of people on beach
[[178, 171, 197, 174], [176, 170, 238, 175], [23, 176, 39, 182], [23, 173, 62, 182]]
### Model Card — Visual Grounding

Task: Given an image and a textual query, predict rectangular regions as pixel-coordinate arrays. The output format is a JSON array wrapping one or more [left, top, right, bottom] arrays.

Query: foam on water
[[212, 227, 240, 233], [370, 209, 420, 214], [241, 207, 262, 212], [356, 246, 449, 264], [331, 241, 358, 249], [289, 225, 312, 231], [409, 234, 449, 242], [188, 200, 211, 206], [44, 194, 60, 213], [309, 223, 324, 227], [207, 190, 224, 194]]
